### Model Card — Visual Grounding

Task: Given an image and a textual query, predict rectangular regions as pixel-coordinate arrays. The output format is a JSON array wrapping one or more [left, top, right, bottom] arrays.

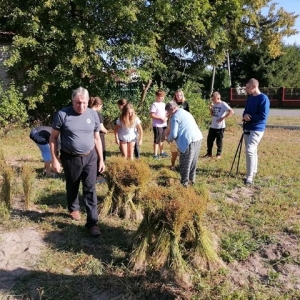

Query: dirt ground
[[0, 227, 45, 291], [1, 185, 300, 299]]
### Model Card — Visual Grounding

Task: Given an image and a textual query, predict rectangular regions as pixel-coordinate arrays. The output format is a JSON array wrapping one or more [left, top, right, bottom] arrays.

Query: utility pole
[[226, 50, 232, 87], [210, 66, 215, 96]]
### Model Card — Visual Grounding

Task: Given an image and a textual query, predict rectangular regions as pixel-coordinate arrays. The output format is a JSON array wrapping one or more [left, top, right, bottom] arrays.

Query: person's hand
[[216, 117, 223, 124], [98, 161, 105, 173], [115, 137, 120, 145], [243, 114, 251, 122], [138, 140, 142, 146], [52, 159, 61, 173]]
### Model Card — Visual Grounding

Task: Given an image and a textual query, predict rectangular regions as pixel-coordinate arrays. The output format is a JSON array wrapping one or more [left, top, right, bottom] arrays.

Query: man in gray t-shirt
[[50, 87, 105, 237]]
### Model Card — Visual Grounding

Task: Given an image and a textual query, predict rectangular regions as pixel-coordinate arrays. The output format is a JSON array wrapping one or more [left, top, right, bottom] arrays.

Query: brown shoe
[[70, 211, 81, 221], [89, 226, 101, 237]]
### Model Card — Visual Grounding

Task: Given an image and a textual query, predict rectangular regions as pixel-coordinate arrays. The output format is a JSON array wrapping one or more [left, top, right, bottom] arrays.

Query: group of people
[[29, 78, 270, 236]]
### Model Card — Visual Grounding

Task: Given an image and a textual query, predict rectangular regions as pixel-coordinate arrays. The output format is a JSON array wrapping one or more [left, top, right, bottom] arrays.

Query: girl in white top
[[114, 103, 143, 159]]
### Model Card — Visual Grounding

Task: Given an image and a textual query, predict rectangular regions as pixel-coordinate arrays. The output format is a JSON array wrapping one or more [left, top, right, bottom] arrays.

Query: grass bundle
[[129, 184, 223, 287], [21, 164, 36, 210], [99, 157, 153, 220], [0, 165, 15, 211]]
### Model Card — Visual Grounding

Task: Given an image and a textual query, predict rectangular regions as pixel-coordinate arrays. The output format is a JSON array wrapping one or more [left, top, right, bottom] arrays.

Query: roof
[[0, 32, 15, 42]]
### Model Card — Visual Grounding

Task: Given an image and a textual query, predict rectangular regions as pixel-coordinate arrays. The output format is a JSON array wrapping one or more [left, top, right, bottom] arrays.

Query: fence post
[[279, 87, 285, 108]]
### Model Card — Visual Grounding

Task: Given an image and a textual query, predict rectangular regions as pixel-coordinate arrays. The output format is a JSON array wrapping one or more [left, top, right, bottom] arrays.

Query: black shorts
[[153, 126, 167, 144]]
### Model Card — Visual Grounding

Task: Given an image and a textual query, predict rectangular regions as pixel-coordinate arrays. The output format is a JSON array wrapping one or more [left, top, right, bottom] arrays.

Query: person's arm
[[209, 103, 214, 117], [150, 112, 167, 122], [184, 101, 190, 112], [94, 131, 105, 173], [150, 104, 167, 122], [217, 108, 234, 123], [136, 123, 143, 146], [100, 123, 108, 134], [49, 129, 61, 173], [167, 117, 178, 142]]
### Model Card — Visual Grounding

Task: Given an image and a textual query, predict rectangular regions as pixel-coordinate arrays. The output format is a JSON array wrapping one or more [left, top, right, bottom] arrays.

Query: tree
[[0, 0, 298, 120], [229, 45, 300, 87]]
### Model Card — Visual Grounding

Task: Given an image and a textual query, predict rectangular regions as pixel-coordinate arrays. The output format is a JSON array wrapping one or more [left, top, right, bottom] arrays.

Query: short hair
[[212, 92, 221, 98], [247, 78, 259, 87], [117, 98, 128, 106], [88, 96, 103, 108], [165, 100, 178, 111], [72, 87, 89, 102], [155, 89, 166, 97]]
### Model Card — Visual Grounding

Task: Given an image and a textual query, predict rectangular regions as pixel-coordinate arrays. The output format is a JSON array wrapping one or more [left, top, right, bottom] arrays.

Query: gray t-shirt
[[52, 106, 99, 154], [210, 101, 231, 129]]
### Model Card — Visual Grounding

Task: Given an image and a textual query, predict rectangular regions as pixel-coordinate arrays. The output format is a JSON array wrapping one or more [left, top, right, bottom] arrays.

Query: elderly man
[[243, 78, 270, 185], [50, 87, 105, 237], [165, 101, 203, 186]]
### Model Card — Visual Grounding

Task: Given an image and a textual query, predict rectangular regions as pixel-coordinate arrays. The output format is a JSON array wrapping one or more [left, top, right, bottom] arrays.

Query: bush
[[0, 82, 28, 130]]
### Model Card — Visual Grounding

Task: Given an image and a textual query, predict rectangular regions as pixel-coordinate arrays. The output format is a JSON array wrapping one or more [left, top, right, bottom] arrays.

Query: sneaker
[[203, 154, 212, 158], [160, 152, 170, 158], [216, 155, 222, 159], [89, 226, 101, 237], [70, 211, 81, 221], [170, 166, 176, 171], [153, 154, 160, 160]]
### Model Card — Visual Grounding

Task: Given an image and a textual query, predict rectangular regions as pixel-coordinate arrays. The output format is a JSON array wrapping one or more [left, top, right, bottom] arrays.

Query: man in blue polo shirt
[[50, 87, 105, 237], [243, 78, 270, 185]]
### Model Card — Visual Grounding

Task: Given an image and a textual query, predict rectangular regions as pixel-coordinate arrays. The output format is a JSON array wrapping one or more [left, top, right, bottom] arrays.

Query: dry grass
[[0, 116, 300, 299]]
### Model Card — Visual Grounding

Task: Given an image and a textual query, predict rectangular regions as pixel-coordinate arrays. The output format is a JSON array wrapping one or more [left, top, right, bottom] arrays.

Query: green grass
[[0, 119, 300, 299]]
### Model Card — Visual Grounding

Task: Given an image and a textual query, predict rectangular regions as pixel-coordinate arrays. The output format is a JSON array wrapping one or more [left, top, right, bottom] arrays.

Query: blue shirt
[[243, 93, 270, 131], [167, 108, 203, 153]]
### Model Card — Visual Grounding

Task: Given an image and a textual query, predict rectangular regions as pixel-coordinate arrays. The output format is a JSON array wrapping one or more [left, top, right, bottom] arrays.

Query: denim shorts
[[36, 143, 51, 162]]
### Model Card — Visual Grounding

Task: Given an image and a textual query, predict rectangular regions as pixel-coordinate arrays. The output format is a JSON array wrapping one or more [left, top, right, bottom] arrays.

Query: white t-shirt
[[150, 102, 167, 127], [210, 101, 231, 129], [117, 117, 141, 142]]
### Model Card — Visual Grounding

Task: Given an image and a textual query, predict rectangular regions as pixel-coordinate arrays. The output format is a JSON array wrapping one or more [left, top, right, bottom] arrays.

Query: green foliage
[[0, 0, 298, 121], [230, 45, 300, 87], [182, 81, 211, 129], [220, 231, 259, 263], [0, 82, 28, 128]]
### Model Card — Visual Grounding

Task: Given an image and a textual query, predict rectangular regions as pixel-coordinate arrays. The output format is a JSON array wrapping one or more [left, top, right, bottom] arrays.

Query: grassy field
[[0, 115, 300, 299]]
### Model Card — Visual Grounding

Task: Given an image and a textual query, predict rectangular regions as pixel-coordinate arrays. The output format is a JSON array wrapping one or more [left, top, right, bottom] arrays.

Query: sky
[[266, 0, 300, 45]]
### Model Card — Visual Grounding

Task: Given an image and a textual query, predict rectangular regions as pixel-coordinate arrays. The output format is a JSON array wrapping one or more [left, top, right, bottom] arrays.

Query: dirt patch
[[0, 227, 45, 290], [228, 234, 300, 293]]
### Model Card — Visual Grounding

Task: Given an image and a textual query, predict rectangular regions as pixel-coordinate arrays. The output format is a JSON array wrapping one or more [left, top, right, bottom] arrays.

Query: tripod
[[230, 132, 244, 175]]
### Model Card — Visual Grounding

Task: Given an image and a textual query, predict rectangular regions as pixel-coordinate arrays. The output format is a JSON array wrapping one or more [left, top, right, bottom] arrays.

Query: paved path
[[234, 108, 300, 130], [234, 108, 300, 117]]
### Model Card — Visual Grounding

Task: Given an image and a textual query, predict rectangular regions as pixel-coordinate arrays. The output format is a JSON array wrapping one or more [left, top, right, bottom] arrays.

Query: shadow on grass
[[0, 267, 181, 300]]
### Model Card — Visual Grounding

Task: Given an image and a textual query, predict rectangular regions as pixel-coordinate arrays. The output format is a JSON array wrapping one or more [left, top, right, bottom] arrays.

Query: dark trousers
[[60, 149, 98, 229], [134, 142, 140, 158], [206, 128, 225, 156]]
